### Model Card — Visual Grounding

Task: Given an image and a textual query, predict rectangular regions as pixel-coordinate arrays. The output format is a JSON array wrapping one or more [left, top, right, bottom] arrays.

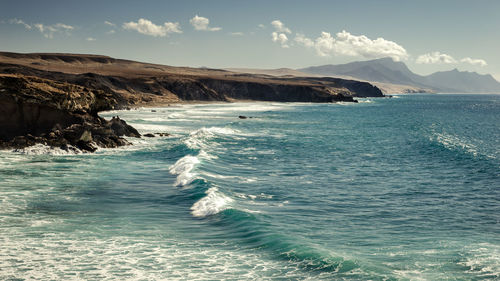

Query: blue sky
[[1, 0, 499, 79]]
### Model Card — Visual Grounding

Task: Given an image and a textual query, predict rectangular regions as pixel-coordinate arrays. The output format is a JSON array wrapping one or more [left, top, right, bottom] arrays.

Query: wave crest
[[169, 155, 200, 187], [433, 132, 479, 157], [191, 187, 233, 217], [185, 127, 240, 149]]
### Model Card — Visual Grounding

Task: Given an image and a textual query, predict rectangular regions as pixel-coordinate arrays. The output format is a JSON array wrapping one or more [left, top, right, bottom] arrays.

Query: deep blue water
[[1, 94, 499, 280]]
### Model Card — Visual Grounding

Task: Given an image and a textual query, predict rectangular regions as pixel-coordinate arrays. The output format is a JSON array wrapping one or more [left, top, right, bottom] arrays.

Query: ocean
[[1, 94, 499, 280]]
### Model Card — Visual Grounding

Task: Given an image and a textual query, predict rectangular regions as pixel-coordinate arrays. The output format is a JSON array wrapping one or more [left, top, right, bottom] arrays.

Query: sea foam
[[433, 132, 480, 157], [190, 187, 233, 217], [184, 127, 240, 149], [169, 155, 200, 187], [13, 144, 82, 155]]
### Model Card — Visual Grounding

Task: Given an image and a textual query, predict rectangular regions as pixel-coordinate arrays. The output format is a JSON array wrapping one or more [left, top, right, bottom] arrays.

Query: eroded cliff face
[[195, 78, 354, 102], [0, 74, 140, 152], [0, 62, 377, 107]]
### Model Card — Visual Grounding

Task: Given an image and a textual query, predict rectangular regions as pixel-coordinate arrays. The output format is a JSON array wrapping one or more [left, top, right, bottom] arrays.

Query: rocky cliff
[[0, 74, 140, 152], [0, 62, 372, 107]]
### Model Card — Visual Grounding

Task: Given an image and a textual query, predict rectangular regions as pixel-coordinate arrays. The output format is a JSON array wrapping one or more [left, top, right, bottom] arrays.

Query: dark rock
[[76, 140, 97, 152], [238, 115, 248, 119], [108, 116, 141, 138], [0, 75, 141, 152], [154, 132, 171, 137], [143, 133, 155, 137]]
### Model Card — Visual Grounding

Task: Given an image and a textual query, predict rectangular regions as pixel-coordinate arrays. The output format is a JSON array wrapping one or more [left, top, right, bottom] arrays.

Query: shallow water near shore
[[1, 94, 499, 280]]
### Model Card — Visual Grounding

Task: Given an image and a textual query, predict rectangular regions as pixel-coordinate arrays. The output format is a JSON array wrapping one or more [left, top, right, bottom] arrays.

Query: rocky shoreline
[[0, 74, 140, 152], [0, 52, 385, 153]]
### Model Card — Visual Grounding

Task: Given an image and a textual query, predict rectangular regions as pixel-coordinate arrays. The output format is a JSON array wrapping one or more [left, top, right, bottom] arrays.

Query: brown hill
[[0, 52, 384, 107]]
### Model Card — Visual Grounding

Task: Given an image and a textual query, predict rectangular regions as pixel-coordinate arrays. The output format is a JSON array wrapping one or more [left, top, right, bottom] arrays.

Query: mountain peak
[[299, 58, 500, 93]]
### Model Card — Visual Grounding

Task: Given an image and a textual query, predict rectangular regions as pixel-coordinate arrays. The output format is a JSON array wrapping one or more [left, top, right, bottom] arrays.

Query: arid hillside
[[0, 52, 384, 107]]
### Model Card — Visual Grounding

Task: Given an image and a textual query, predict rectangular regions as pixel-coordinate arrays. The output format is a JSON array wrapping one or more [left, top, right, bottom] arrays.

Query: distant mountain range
[[299, 58, 500, 93]]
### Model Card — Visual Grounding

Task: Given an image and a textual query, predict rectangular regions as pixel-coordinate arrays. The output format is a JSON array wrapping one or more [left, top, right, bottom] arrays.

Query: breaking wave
[[169, 154, 201, 187], [190, 187, 233, 217], [184, 127, 242, 149]]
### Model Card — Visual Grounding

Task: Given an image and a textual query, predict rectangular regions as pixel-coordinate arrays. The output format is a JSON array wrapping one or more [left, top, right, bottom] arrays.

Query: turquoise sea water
[[1, 94, 499, 280]]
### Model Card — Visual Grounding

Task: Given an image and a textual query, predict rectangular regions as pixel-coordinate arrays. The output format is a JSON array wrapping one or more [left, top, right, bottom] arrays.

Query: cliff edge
[[0, 74, 140, 152]]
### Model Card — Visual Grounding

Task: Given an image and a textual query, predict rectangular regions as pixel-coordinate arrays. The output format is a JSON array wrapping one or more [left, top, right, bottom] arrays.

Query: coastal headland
[[0, 52, 384, 152]]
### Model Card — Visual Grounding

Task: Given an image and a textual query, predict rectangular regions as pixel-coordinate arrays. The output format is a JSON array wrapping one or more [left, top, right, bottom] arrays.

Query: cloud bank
[[6, 16, 489, 70], [461, 57, 487, 66], [292, 27, 486, 67], [123, 18, 181, 37], [190, 15, 221, 31], [416, 51, 456, 64], [416, 51, 487, 66], [295, 30, 409, 61]]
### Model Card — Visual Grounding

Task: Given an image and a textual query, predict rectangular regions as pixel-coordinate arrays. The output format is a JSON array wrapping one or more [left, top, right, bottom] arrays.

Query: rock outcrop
[[0, 74, 140, 152]]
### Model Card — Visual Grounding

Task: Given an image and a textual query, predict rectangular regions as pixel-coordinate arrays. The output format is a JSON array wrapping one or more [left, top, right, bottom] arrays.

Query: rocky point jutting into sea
[[0, 74, 140, 152], [0, 52, 384, 152]]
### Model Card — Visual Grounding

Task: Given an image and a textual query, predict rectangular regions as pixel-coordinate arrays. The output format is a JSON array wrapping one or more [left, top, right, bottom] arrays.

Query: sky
[[1, 0, 499, 80]]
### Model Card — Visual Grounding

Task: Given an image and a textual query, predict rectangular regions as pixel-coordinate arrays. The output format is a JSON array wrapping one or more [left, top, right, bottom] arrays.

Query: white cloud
[[270, 20, 292, 48], [10, 18, 31, 30], [313, 32, 334, 56], [272, 32, 289, 48], [416, 52, 487, 67], [33, 23, 74, 39], [335, 30, 408, 61], [123, 18, 182, 37], [86, 37, 96, 41], [271, 20, 291, 34], [295, 30, 408, 61], [416, 51, 457, 64], [294, 33, 314, 48], [460, 57, 487, 66], [230, 32, 244, 36], [189, 15, 221, 31]]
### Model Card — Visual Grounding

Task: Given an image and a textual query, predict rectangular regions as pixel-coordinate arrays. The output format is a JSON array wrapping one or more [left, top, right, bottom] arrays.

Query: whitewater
[[0, 94, 499, 280]]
